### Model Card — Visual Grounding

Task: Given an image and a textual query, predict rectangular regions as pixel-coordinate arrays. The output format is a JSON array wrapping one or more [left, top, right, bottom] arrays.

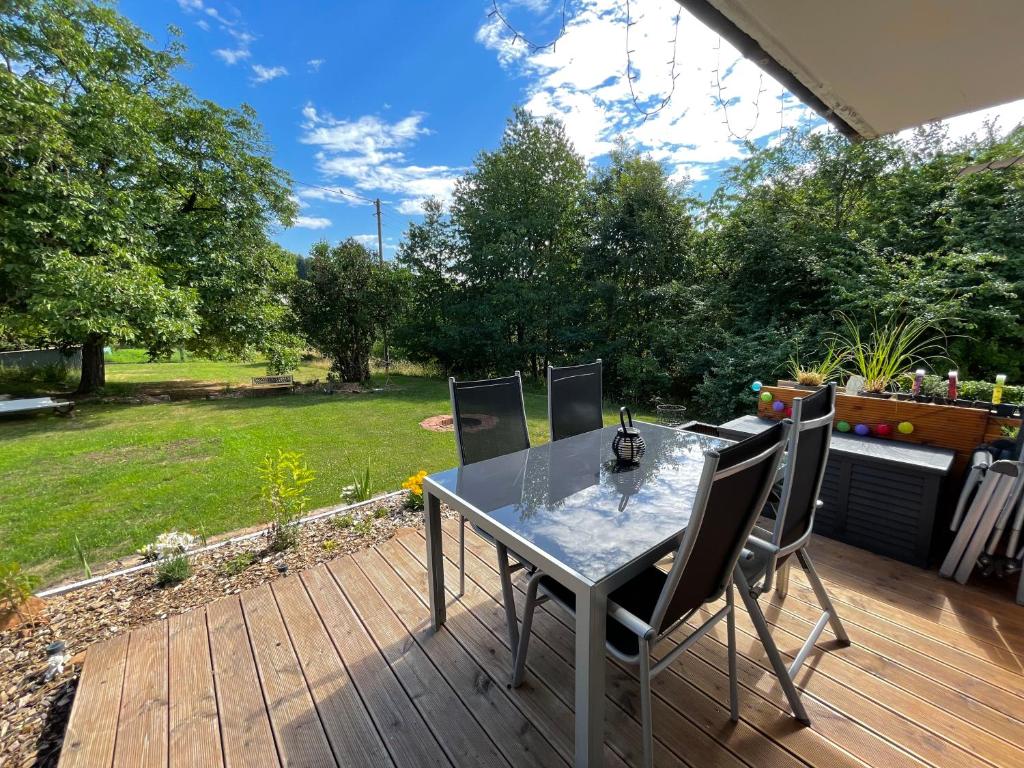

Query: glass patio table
[[422, 421, 735, 768]]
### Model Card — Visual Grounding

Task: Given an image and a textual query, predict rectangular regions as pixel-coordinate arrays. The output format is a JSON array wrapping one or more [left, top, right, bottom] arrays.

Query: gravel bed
[[0, 495, 454, 768]]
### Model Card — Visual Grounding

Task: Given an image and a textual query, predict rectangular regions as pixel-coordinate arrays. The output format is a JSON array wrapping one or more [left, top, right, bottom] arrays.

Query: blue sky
[[123, 1, 1024, 259]]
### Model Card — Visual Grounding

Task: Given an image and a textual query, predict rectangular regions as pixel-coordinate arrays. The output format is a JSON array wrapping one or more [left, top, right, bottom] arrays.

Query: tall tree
[[450, 107, 589, 378], [291, 239, 393, 383], [0, 0, 296, 392]]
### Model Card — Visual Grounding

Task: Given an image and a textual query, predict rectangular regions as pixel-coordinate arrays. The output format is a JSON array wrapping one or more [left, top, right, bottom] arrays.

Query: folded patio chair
[[735, 383, 849, 725], [547, 359, 603, 441], [511, 421, 790, 768], [450, 372, 536, 653]]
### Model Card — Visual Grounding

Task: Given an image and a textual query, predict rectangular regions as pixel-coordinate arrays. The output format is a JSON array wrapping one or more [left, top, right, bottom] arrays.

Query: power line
[[487, 0, 568, 54], [624, 0, 682, 121], [293, 179, 376, 205]]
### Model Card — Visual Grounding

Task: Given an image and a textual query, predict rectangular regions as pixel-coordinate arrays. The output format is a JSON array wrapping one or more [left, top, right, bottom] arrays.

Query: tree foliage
[[396, 111, 1024, 421], [0, 0, 296, 392], [291, 239, 399, 383]]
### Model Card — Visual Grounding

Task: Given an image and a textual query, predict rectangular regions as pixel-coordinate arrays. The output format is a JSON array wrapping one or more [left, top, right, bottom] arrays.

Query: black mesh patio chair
[[548, 360, 603, 441], [736, 382, 850, 725], [450, 372, 535, 655], [511, 421, 790, 768]]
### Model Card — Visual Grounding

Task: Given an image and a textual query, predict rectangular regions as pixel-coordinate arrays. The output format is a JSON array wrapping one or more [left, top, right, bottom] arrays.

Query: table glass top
[[426, 422, 734, 585]]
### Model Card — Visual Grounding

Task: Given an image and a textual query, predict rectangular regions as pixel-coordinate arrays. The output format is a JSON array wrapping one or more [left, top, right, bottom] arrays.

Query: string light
[[624, 0, 681, 121], [487, 0, 568, 54], [711, 36, 766, 141]]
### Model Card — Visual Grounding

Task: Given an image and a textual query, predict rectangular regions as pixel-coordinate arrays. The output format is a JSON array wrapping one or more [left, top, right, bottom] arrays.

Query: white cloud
[[251, 64, 288, 84], [292, 216, 332, 230], [352, 234, 379, 248], [196, 19, 210, 31], [176, 0, 235, 28], [307, 58, 325, 72], [299, 105, 462, 213], [214, 47, 250, 65], [477, 0, 815, 184]]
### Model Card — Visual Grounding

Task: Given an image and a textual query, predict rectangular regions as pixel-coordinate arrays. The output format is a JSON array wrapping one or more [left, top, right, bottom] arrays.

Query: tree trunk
[[77, 334, 106, 394]]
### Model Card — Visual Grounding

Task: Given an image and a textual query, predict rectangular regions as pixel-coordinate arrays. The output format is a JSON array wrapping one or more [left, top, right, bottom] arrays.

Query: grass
[[0, 353, 637, 586]]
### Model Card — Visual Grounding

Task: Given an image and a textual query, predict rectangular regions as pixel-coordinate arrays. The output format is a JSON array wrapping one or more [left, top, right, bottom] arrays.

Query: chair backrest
[[548, 360, 603, 441], [449, 372, 531, 466], [650, 421, 789, 637], [773, 383, 836, 551]]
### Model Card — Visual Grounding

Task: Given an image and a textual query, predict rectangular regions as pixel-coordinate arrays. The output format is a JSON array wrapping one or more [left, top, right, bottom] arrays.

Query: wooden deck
[[58, 519, 1024, 768]]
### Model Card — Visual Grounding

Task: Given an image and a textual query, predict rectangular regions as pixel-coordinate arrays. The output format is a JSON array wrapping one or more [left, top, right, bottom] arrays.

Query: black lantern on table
[[612, 407, 646, 465]]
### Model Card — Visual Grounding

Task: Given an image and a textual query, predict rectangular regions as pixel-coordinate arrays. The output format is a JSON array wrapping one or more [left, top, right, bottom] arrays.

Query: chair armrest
[[607, 599, 655, 640], [743, 535, 780, 557]]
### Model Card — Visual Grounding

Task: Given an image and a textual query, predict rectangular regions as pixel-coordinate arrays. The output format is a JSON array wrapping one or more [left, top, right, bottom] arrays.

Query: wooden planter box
[[757, 384, 1019, 479]]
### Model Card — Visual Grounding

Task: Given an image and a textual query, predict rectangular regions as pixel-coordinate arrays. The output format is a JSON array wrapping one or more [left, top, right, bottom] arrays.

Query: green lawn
[[1, 357, 630, 586]]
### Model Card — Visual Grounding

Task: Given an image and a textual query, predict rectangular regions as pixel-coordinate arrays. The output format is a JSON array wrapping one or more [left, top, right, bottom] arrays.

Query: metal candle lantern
[[612, 407, 646, 465]]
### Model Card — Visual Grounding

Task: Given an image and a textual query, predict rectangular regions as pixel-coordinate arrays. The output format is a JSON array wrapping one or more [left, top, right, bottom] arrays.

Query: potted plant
[[834, 312, 949, 399], [782, 342, 847, 390]]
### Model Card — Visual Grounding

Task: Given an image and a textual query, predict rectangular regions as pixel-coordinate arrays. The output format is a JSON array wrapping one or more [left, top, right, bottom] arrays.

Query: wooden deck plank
[[329, 554, 511, 768], [762, 571, 1024, 746], [207, 595, 281, 768], [355, 544, 569, 768], [271, 574, 394, 768], [59, 632, 130, 768], [58, 525, 1024, 768], [424, 525, 752, 768], [300, 564, 451, 768], [169, 608, 224, 768], [438, 522, 920, 768], [113, 619, 168, 768], [240, 583, 336, 768], [385, 532, 630, 768]]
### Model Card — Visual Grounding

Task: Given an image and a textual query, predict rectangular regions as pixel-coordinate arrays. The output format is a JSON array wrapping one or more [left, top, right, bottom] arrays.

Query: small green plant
[[222, 551, 257, 576], [322, 539, 338, 553], [834, 312, 950, 393], [341, 464, 374, 505], [260, 450, 316, 553], [787, 342, 847, 387], [374, 506, 389, 520], [0, 562, 38, 618], [72, 535, 92, 579], [1002, 424, 1020, 439], [331, 514, 354, 530], [353, 517, 373, 536], [155, 554, 192, 586]]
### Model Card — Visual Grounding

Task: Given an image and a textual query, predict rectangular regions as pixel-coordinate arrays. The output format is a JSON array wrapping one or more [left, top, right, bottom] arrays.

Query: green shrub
[[340, 465, 373, 504], [265, 343, 301, 375], [222, 551, 257, 576], [0, 562, 37, 616], [331, 514, 354, 530], [155, 554, 192, 586], [260, 450, 316, 553], [894, 373, 1024, 404]]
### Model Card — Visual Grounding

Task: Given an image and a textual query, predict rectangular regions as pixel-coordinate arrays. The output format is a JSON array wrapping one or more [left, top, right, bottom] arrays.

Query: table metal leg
[[424, 490, 446, 631], [575, 587, 606, 767]]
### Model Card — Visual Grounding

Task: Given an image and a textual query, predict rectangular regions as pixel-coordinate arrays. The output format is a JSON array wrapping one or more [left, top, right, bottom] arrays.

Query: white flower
[[139, 531, 199, 561]]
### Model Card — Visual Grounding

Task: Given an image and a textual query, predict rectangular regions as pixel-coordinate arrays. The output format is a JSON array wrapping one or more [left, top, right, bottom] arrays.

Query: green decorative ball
[[836, 420, 851, 433], [760, 391, 773, 402], [898, 421, 914, 434]]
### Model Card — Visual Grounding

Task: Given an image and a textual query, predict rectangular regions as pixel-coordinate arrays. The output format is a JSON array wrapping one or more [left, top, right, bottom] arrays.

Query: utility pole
[[374, 198, 384, 263]]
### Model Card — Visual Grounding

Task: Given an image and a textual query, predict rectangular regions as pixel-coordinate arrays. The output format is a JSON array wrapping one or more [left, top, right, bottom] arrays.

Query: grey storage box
[[722, 415, 955, 566]]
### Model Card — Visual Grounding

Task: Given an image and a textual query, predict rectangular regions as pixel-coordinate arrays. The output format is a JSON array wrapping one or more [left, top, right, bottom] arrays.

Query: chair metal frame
[[736, 383, 850, 725], [547, 359, 603, 442], [449, 371, 533, 655], [511, 422, 790, 768]]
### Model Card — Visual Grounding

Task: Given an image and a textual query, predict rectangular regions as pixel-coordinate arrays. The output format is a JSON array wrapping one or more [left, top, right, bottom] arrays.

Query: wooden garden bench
[[249, 375, 294, 394]]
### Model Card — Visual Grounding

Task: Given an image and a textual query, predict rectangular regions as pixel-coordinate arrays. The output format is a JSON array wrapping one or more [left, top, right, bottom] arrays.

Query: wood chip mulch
[[0, 495, 456, 768]]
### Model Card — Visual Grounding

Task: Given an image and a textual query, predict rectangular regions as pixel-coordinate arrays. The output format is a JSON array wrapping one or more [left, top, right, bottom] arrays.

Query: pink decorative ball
[[875, 423, 893, 438], [772, 400, 785, 412]]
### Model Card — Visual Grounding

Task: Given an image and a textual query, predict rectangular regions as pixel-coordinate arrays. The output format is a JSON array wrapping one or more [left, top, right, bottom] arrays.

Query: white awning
[[678, 0, 1024, 139]]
